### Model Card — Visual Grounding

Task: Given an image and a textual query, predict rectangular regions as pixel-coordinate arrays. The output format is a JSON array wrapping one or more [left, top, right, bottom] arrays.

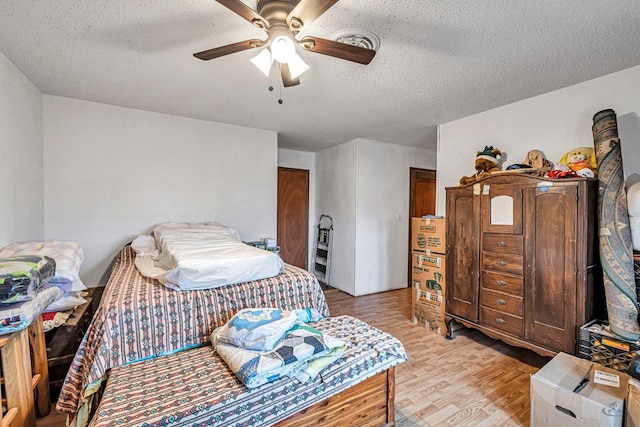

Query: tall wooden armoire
[[445, 174, 602, 356]]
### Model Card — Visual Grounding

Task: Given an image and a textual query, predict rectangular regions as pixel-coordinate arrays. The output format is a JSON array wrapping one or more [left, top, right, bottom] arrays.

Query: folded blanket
[[213, 321, 345, 388], [0, 255, 56, 303], [214, 307, 324, 352], [0, 285, 63, 335]]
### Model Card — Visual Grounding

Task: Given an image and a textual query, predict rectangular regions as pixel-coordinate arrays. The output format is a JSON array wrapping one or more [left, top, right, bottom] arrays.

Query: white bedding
[[132, 222, 284, 291]]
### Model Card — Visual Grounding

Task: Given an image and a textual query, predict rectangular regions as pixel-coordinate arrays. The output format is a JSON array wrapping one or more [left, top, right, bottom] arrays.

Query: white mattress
[[132, 222, 284, 291]]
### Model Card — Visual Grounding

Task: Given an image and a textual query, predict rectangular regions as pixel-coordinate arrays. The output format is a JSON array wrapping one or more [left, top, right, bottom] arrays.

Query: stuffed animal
[[559, 147, 597, 178], [459, 146, 502, 185], [523, 149, 552, 170], [505, 149, 553, 172]]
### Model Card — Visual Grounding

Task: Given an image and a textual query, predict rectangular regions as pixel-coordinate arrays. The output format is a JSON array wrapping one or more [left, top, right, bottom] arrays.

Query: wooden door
[[524, 183, 578, 353], [445, 186, 481, 322], [409, 168, 437, 285], [277, 168, 309, 269], [410, 168, 436, 218]]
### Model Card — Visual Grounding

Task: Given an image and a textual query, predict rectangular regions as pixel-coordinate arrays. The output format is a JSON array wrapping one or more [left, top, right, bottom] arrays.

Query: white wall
[[0, 50, 43, 246], [43, 96, 278, 286], [277, 148, 316, 270], [437, 65, 640, 215], [355, 139, 436, 295], [316, 140, 358, 294], [316, 138, 437, 296]]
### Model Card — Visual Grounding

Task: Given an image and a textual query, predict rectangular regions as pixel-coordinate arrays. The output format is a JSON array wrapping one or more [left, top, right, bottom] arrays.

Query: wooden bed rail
[[0, 316, 51, 427]]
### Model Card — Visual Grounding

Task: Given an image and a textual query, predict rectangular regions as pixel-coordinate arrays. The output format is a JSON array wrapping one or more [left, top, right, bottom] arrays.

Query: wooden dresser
[[445, 174, 603, 356]]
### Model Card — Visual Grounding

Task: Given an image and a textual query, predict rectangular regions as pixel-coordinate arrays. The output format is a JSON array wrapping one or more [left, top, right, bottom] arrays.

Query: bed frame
[[274, 367, 395, 427]]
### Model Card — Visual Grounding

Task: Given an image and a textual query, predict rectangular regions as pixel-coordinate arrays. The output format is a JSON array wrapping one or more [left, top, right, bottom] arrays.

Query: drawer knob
[[497, 299, 506, 305], [496, 318, 506, 325], [497, 241, 507, 247], [497, 261, 506, 267], [497, 280, 507, 286]]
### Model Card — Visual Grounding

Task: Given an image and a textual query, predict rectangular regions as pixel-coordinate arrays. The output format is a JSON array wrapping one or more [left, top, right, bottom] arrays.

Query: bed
[[88, 315, 407, 427], [56, 244, 330, 422]]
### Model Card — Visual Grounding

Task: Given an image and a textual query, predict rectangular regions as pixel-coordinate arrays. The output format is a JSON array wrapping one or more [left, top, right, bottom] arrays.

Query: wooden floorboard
[[323, 287, 549, 427], [37, 286, 549, 427]]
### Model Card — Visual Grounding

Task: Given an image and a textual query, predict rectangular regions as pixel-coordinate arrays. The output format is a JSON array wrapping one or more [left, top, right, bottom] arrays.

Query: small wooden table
[[0, 316, 50, 427]]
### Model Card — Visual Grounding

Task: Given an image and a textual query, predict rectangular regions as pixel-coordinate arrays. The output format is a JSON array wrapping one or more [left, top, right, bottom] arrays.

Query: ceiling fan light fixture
[[287, 52, 310, 79], [250, 48, 274, 76], [271, 35, 296, 63]]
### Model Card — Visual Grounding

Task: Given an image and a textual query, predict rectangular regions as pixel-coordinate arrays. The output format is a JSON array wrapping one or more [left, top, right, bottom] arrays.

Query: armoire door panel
[[446, 189, 479, 322], [524, 185, 577, 353]]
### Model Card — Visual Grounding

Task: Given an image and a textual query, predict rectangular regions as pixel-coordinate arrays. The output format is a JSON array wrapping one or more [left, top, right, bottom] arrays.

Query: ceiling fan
[[193, 0, 377, 87]]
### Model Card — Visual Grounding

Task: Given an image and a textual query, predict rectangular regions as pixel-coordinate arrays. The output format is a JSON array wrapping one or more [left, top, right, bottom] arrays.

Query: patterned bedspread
[[56, 245, 330, 415], [89, 315, 407, 427]]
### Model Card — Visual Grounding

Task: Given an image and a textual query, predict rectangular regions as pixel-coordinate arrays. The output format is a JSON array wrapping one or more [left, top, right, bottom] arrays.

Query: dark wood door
[[524, 184, 577, 353], [410, 168, 436, 218], [445, 186, 481, 322], [277, 167, 309, 269], [409, 168, 437, 285]]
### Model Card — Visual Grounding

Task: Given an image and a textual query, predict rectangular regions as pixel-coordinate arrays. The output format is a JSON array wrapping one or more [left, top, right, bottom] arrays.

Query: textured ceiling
[[1, 1, 640, 151]]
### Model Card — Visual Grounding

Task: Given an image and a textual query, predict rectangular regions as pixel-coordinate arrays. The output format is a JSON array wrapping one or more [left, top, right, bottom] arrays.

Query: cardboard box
[[412, 252, 445, 292], [531, 352, 630, 427], [627, 378, 640, 427], [411, 217, 446, 254], [412, 286, 446, 337]]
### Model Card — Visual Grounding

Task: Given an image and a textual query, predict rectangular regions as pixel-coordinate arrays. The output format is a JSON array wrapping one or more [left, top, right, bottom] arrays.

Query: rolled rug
[[592, 108, 640, 341]]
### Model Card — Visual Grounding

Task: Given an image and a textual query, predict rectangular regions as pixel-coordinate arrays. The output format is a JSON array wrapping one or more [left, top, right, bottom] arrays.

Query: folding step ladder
[[313, 215, 334, 286]]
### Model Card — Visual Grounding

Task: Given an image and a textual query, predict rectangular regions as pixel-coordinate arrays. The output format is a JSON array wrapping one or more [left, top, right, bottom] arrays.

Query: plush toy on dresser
[[459, 146, 502, 185], [546, 147, 598, 179], [559, 146, 598, 177]]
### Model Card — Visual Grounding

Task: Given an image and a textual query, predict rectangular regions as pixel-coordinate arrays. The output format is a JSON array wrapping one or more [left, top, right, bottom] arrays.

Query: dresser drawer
[[481, 271, 523, 296], [482, 234, 523, 255], [482, 251, 523, 276], [481, 289, 523, 316], [481, 307, 523, 337]]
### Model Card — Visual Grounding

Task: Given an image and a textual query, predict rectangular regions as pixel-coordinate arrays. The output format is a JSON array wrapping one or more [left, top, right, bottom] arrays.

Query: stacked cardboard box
[[411, 217, 446, 336], [531, 352, 632, 427], [628, 378, 640, 427]]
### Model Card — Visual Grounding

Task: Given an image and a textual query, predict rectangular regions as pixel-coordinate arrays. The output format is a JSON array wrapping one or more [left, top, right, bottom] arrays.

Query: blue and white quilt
[[212, 307, 345, 388]]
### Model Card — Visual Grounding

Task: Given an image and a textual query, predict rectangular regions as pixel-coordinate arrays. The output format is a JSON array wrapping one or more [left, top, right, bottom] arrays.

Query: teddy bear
[[559, 147, 597, 178], [459, 146, 502, 185]]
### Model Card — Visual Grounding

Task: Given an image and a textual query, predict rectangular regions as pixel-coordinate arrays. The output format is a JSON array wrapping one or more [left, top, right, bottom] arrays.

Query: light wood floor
[[37, 287, 549, 427], [324, 287, 549, 426]]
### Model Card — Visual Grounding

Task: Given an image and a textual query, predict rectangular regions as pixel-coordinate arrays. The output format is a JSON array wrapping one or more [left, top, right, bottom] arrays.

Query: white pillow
[[45, 292, 87, 313], [0, 241, 83, 284], [49, 278, 87, 293]]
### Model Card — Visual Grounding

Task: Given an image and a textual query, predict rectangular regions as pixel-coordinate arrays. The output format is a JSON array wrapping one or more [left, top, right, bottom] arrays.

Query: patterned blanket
[[56, 245, 330, 417], [90, 315, 407, 427], [213, 319, 345, 388]]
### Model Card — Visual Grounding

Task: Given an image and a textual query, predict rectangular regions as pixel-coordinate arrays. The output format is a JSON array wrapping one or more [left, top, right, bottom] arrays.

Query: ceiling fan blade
[[300, 36, 376, 65], [193, 39, 264, 61], [215, 0, 269, 29], [281, 64, 300, 87], [286, 0, 339, 32]]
